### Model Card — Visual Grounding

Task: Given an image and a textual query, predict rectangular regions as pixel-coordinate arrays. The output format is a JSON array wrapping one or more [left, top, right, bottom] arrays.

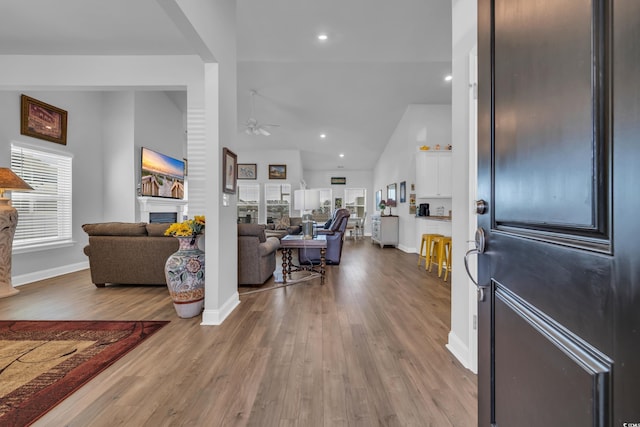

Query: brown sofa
[[264, 216, 302, 239], [238, 223, 280, 285], [82, 222, 179, 287]]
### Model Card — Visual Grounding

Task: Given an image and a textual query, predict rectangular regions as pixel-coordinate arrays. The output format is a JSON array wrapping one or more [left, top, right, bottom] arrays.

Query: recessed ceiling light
[[317, 33, 328, 41], [320, 133, 327, 139], [444, 75, 453, 82], [339, 153, 345, 158]]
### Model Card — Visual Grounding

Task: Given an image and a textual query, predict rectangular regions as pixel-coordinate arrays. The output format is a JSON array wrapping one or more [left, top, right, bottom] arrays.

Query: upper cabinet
[[416, 150, 452, 198]]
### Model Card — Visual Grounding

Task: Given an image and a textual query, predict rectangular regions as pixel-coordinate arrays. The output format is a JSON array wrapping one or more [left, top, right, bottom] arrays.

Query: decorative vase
[[164, 235, 205, 318]]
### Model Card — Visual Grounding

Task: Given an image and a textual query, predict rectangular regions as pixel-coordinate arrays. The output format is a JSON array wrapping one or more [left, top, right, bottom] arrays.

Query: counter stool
[[428, 236, 452, 281], [418, 233, 443, 269]]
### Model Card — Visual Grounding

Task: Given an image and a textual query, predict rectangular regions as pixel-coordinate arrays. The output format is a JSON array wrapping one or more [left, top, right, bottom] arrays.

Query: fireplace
[[149, 212, 178, 223], [138, 197, 187, 223]]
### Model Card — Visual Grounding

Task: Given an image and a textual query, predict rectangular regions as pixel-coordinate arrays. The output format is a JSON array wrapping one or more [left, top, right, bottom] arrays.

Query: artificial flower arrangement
[[164, 215, 206, 238]]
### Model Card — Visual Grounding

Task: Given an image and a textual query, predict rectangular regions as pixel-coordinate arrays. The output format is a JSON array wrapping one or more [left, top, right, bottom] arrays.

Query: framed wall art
[[268, 164, 287, 179], [223, 147, 237, 194], [331, 177, 346, 185], [400, 181, 406, 203], [20, 94, 68, 145], [238, 163, 257, 180]]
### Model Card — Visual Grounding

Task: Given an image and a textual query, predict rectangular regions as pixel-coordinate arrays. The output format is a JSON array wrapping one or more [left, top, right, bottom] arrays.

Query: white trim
[[13, 261, 89, 287], [446, 330, 473, 370], [200, 291, 240, 325], [467, 48, 479, 374]]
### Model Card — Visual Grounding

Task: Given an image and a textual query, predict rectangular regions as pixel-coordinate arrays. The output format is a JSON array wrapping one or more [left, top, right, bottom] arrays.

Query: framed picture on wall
[[238, 163, 257, 180], [222, 147, 237, 194], [268, 164, 287, 179], [20, 94, 68, 145], [400, 181, 406, 203]]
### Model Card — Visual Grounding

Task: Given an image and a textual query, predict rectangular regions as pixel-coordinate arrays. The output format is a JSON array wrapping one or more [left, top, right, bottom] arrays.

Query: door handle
[[464, 227, 489, 301]]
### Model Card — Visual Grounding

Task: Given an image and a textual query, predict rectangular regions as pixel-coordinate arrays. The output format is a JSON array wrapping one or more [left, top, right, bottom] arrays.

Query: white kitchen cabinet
[[371, 215, 399, 248], [416, 151, 452, 198]]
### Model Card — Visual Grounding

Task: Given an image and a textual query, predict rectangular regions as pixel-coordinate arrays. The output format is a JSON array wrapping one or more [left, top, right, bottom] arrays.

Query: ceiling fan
[[244, 90, 279, 136]]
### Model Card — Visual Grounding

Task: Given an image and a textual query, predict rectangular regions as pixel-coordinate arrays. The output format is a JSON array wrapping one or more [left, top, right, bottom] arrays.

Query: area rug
[[0, 320, 168, 427]]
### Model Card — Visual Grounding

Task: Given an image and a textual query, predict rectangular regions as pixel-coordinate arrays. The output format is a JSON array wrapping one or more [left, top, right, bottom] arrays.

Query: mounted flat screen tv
[[140, 147, 185, 199]]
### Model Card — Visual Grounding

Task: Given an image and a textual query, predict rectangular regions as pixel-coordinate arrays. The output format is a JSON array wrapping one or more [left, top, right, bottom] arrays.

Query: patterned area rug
[[0, 320, 168, 426]]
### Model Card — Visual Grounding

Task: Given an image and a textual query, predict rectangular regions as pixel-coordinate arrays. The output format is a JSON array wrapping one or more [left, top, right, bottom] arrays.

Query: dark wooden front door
[[477, 0, 640, 425]]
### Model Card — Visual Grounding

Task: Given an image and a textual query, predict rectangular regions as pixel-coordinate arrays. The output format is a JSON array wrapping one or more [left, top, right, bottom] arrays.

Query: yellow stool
[[418, 233, 443, 268], [428, 236, 452, 280]]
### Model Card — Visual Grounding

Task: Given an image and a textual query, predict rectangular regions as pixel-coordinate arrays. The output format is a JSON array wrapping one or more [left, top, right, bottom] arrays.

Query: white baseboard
[[446, 330, 474, 372], [397, 244, 417, 254], [13, 261, 89, 287], [201, 291, 240, 325]]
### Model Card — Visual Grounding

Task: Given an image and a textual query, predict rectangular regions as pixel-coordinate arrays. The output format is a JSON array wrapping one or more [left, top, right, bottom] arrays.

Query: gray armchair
[[298, 208, 350, 265], [238, 223, 281, 285]]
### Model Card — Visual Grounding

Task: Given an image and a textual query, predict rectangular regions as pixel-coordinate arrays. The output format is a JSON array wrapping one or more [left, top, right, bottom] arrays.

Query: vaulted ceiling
[[0, 0, 452, 171]]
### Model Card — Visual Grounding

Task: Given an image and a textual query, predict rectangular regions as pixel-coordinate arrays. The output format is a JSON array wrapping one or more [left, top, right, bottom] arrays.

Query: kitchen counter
[[415, 215, 451, 222]]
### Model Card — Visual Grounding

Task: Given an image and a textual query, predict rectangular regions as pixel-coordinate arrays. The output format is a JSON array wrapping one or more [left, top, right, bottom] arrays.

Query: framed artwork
[[331, 177, 346, 185], [268, 164, 287, 179], [222, 147, 237, 194], [238, 163, 257, 180], [400, 181, 406, 203], [20, 94, 68, 145], [375, 190, 382, 211], [335, 198, 343, 208]]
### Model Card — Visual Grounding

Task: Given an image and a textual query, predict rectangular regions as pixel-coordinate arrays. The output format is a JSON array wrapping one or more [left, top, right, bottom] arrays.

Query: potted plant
[[378, 200, 387, 216]]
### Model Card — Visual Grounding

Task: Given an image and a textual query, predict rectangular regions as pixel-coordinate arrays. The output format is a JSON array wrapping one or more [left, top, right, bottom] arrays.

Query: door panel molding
[[490, 0, 612, 253], [493, 281, 612, 426]]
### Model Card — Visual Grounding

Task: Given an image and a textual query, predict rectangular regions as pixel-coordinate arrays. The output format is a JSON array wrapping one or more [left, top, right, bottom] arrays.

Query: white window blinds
[[10, 144, 73, 249]]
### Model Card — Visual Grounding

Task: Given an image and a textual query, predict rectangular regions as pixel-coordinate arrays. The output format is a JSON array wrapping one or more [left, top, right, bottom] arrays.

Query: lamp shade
[[294, 189, 320, 211], [0, 168, 33, 197]]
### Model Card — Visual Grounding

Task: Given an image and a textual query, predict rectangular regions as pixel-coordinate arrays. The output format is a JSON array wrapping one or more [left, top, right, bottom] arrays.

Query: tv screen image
[[141, 147, 185, 199]]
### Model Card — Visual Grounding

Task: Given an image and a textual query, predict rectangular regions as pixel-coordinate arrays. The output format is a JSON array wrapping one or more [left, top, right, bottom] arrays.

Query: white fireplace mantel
[[137, 197, 188, 223]]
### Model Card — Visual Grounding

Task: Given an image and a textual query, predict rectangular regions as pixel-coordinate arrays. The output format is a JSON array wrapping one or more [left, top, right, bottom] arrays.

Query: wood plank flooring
[[0, 237, 477, 426]]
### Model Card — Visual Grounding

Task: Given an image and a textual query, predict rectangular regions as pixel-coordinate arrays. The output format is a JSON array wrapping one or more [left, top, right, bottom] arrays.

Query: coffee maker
[[418, 203, 430, 217]]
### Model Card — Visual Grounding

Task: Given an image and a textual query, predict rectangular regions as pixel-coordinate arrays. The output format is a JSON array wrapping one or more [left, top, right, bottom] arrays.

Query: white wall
[[0, 89, 189, 283], [102, 91, 136, 222], [373, 104, 452, 253], [448, 0, 478, 373], [235, 148, 302, 223], [0, 90, 107, 281]]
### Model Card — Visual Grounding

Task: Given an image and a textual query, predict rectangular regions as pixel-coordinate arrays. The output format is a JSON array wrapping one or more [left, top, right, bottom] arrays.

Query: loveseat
[[238, 223, 280, 285], [82, 222, 179, 287]]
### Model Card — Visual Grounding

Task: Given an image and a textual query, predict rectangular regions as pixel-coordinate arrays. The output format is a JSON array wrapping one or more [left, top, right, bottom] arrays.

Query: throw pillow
[[275, 215, 291, 230], [323, 218, 332, 229]]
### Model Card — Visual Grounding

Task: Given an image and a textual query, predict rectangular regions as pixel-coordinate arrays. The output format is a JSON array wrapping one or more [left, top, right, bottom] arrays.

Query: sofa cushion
[[238, 223, 267, 243], [82, 222, 148, 236], [146, 223, 171, 237]]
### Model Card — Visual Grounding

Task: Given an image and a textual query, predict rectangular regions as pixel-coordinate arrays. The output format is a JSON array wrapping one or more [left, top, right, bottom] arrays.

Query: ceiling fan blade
[[258, 127, 271, 136]]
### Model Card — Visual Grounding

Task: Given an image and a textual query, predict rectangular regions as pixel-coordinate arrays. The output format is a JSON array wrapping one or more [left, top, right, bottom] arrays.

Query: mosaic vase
[[164, 235, 205, 318]]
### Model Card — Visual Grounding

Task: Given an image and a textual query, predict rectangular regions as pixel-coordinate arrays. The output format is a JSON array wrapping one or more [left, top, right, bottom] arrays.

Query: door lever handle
[[465, 227, 489, 302]]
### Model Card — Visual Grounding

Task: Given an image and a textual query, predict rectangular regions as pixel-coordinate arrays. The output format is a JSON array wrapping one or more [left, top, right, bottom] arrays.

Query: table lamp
[[0, 168, 33, 298], [294, 189, 320, 239]]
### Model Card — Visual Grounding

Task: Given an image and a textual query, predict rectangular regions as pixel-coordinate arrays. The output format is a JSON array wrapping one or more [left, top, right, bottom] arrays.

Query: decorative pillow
[[274, 215, 291, 230], [323, 219, 333, 229]]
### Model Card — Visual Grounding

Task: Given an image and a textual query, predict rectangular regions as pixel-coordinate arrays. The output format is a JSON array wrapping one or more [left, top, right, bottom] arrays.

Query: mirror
[[387, 183, 397, 203]]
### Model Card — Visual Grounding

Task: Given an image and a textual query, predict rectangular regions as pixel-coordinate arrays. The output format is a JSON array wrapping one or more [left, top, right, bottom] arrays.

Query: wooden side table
[[279, 235, 327, 284]]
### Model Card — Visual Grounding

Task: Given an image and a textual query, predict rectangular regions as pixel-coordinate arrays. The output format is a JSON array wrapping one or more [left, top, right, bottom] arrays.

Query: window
[[313, 188, 332, 222], [265, 183, 291, 223], [238, 183, 260, 224], [10, 144, 72, 250], [344, 188, 366, 218]]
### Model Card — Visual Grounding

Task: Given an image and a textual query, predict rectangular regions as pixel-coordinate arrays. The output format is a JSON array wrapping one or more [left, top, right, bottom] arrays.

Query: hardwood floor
[[1, 237, 477, 426]]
